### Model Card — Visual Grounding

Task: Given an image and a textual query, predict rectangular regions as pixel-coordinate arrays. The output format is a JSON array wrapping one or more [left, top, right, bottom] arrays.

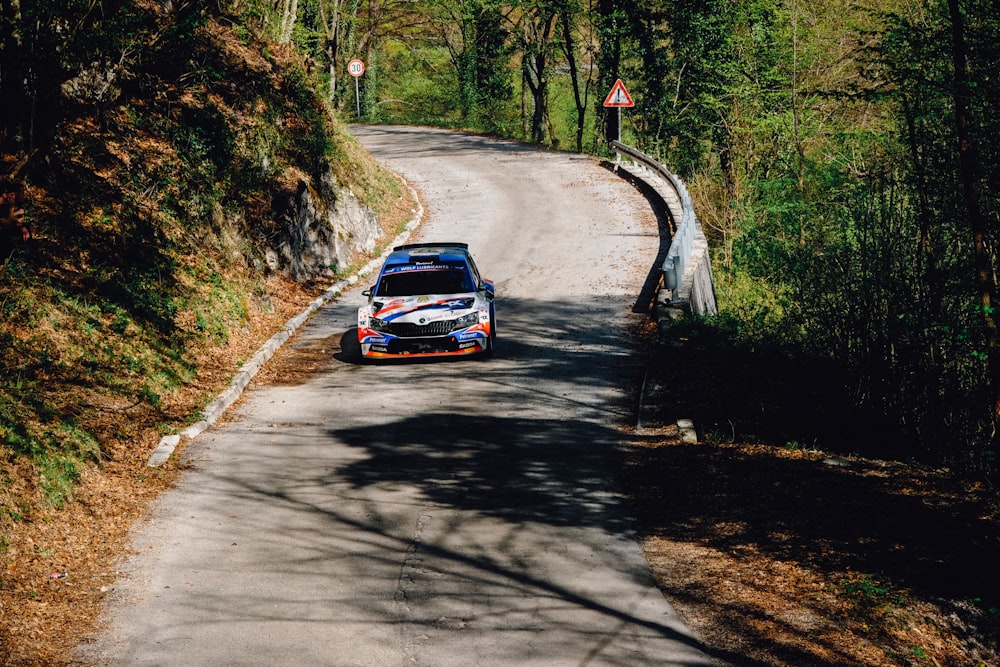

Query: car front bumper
[[359, 331, 490, 358]]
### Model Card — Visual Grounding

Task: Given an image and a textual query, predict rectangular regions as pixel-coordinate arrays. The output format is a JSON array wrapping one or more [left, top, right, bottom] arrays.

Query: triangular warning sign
[[603, 79, 634, 107]]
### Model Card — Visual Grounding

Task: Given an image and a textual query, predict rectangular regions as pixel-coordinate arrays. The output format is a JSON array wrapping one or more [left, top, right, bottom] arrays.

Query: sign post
[[602, 79, 635, 145], [348, 59, 365, 117]]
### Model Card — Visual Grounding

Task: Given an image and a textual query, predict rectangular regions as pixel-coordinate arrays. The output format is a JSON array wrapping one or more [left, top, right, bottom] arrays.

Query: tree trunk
[[947, 0, 1000, 446], [319, 0, 343, 102], [901, 94, 943, 313], [278, 0, 298, 44], [0, 0, 24, 149], [560, 6, 587, 152], [521, 8, 558, 144]]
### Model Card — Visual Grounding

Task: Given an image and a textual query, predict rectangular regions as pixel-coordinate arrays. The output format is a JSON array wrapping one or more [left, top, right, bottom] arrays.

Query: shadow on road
[[190, 292, 719, 663]]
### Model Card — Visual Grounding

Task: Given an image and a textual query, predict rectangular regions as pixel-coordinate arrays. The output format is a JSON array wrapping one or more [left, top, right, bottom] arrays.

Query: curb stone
[[148, 182, 424, 466]]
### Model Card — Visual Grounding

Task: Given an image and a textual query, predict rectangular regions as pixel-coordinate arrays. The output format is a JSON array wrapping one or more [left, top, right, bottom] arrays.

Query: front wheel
[[481, 317, 496, 358]]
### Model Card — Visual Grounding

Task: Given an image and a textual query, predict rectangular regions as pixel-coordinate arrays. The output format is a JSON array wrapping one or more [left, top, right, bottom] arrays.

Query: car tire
[[481, 319, 496, 359]]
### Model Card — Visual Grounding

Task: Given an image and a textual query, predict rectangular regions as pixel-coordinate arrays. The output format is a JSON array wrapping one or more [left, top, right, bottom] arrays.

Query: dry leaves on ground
[[619, 427, 1000, 667]]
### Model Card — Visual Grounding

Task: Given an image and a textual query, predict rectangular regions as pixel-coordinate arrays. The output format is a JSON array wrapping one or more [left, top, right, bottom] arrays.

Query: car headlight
[[369, 317, 389, 332], [454, 312, 480, 329]]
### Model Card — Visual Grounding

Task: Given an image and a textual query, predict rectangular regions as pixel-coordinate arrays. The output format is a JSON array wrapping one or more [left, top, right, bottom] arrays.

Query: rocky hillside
[[0, 6, 412, 661]]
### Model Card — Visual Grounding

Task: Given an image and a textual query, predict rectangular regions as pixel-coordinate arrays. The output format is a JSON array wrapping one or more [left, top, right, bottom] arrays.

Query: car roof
[[384, 242, 472, 267]]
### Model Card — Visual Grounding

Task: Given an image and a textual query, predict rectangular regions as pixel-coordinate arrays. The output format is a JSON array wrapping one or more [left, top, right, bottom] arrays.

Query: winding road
[[81, 126, 712, 666]]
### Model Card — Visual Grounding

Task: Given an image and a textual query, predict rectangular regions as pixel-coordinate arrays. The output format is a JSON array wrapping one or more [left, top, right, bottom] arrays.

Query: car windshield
[[376, 269, 474, 297]]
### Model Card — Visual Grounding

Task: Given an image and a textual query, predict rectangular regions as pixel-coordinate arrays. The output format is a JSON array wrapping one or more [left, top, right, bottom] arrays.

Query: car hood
[[370, 293, 481, 323]]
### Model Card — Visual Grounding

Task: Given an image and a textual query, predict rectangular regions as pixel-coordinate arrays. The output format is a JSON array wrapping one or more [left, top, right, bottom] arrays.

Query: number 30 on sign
[[348, 59, 365, 77]]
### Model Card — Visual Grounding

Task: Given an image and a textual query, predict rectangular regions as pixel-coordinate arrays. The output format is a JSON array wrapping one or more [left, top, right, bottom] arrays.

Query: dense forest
[[0, 0, 997, 482], [239, 0, 999, 474]]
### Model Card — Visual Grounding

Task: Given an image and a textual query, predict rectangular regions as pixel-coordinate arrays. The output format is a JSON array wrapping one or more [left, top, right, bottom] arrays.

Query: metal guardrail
[[610, 140, 717, 317]]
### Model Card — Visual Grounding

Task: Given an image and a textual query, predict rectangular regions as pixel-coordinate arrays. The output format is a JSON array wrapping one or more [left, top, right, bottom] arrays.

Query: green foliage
[[838, 573, 906, 630], [35, 453, 82, 509], [712, 266, 790, 339], [285, 63, 338, 162], [377, 42, 467, 127], [642, 0, 1000, 473], [170, 105, 233, 217], [0, 396, 36, 458], [461, 4, 516, 131], [52, 424, 101, 464]]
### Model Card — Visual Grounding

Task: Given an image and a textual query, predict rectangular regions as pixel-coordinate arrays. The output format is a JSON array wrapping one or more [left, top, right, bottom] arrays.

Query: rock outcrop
[[266, 162, 381, 281]]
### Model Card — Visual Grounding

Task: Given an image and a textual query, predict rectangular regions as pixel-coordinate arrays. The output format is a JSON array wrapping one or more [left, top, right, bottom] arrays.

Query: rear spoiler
[[394, 242, 469, 251]]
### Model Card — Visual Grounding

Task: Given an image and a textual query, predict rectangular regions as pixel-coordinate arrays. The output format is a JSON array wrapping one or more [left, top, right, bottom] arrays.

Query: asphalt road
[[81, 126, 713, 666]]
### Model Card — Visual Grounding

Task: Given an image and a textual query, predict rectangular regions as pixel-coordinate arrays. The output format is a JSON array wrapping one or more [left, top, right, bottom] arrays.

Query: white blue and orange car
[[357, 242, 495, 359]]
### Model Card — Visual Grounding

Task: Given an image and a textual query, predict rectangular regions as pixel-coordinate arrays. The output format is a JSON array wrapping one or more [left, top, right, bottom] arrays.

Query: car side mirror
[[362, 287, 373, 297]]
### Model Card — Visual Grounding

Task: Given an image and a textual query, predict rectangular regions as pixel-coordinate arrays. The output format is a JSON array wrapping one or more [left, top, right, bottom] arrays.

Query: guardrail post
[[664, 257, 677, 291]]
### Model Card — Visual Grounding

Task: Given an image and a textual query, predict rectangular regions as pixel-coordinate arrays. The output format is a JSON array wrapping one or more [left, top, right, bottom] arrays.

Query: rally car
[[357, 242, 495, 359]]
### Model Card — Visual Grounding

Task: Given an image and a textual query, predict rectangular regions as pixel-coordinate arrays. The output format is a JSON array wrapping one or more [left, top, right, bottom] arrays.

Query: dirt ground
[[620, 426, 1000, 667]]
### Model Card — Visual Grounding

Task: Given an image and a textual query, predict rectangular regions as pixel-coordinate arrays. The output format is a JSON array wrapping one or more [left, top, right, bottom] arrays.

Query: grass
[[838, 573, 906, 629]]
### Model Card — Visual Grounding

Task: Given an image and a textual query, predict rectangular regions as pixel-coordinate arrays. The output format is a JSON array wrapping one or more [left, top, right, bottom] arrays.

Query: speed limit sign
[[348, 59, 365, 116]]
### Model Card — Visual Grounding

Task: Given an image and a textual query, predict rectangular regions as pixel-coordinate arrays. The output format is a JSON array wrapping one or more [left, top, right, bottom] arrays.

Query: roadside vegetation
[[1, 1, 405, 513], [0, 0, 997, 664], [0, 5, 410, 661]]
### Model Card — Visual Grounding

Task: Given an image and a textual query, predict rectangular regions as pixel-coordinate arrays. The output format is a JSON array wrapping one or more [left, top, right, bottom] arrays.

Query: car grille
[[387, 337, 463, 355], [385, 320, 457, 338]]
